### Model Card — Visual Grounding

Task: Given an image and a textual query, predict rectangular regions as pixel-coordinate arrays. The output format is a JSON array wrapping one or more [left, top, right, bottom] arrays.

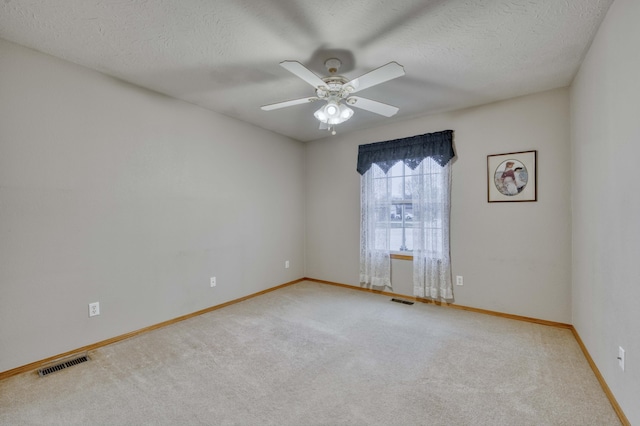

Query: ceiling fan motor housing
[[316, 76, 350, 100]]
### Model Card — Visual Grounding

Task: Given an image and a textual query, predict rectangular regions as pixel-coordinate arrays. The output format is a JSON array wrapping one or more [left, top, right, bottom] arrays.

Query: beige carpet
[[0, 281, 620, 425]]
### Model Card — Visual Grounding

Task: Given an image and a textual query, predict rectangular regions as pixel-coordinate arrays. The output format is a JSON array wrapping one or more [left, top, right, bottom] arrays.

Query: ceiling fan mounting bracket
[[324, 58, 342, 74]]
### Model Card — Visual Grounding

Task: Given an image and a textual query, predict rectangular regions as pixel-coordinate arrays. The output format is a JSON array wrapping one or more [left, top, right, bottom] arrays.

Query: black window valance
[[357, 130, 454, 175]]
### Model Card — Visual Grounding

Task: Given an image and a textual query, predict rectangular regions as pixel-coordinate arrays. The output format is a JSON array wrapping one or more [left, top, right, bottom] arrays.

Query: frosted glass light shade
[[314, 102, 353, 125]]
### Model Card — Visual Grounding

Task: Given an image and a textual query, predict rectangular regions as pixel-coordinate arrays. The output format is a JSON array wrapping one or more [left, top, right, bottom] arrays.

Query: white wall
[[306, 88, 572, 323], [570, 0, 640, 422], [0, 39, 306, 373]]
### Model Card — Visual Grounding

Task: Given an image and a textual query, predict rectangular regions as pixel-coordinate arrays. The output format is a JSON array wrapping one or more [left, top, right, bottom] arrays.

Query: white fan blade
[[344, 62, 405, 94], [347, 96, 399, 117], [280, 61, 327, 88], [261, 97, 319, 111]]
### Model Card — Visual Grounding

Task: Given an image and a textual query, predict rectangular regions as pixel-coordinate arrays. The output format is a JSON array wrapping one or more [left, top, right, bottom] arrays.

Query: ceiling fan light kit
[[261, 58, 405, 135], [314, 101, 353, 123]]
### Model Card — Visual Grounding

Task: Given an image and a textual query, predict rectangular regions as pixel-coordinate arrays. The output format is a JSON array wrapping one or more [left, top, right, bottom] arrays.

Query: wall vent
[[38, 353, 90, 377], [391, 298, 414, 305]]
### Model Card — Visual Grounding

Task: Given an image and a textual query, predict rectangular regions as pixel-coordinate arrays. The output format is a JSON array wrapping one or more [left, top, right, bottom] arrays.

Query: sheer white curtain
[[360, 164, 392, 288], [412, 158, 453, 299]]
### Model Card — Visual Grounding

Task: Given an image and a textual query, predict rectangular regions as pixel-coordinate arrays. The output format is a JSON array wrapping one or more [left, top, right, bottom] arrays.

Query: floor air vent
[[38, 354, 90, 377], [391, 298, 414, 305]]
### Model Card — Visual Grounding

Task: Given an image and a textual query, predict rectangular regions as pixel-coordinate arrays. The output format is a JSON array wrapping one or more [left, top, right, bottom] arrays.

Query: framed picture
[[487, 150, 537, 202]]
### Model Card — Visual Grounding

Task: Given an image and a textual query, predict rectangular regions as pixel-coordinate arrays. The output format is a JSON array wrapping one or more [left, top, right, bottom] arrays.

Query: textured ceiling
[[0, 0, 613, 142]]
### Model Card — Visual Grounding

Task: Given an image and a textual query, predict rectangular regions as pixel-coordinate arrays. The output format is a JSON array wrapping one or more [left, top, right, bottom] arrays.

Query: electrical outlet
[[285, 260, 290, 269], [618, 346, 625, 371], [456, 275, 464, 286], [210, 277, 216, 287], [88, 302, 100, 317]]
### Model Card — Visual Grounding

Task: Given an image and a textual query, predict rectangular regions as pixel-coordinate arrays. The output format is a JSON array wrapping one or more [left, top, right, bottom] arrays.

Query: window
[[370, 159, 446, 254], [387, 161, 414, 252]]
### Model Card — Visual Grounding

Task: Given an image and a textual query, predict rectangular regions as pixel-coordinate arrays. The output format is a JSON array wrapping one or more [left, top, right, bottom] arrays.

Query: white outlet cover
[[89, 302, 100, 317], [210, 277, 216, 287]]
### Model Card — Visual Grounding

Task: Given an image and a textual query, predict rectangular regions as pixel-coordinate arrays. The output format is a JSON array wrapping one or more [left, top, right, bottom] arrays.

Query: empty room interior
[[0, 0, 638, 425]]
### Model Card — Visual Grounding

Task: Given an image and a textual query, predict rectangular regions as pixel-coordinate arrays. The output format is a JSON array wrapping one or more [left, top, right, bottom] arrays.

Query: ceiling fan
[[261, 58, 405, 135]]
